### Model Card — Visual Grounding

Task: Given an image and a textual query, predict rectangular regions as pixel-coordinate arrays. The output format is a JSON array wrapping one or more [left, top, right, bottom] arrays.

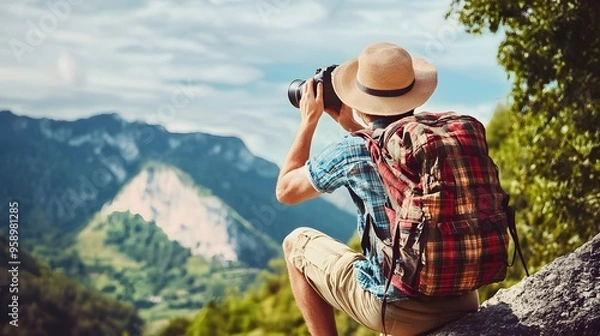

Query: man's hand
[[276, 78, 323, 205], [299, 78, 324, 125]]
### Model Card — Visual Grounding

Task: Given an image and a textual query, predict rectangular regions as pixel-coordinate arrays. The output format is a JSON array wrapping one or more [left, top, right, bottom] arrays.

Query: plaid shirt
[[306, 120, 407, 302]]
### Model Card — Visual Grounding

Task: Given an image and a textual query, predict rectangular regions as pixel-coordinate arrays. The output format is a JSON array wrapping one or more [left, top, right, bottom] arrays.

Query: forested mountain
[[75, 210, 265, 326], [0, 110, 355, 330], [0, 110, 354, 248]]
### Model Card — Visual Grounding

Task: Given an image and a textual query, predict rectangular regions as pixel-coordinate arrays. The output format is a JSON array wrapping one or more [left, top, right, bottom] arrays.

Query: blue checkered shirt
[[306, 123, 407, 302]]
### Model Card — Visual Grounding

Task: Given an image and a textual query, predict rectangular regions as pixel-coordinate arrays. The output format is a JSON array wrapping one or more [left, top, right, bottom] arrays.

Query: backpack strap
[[353, 128, 418, 335], [351, 130, 389, 255], [353, 129, 391, 253], [504, 198, 530, 276], [352, 129, 393, 334]]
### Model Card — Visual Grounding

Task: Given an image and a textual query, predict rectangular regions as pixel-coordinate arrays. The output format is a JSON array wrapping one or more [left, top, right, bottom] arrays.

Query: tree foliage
[[85, 211, 261, 324], [105, 212, 191, 279], [155, 317, 192, 336], [0, 235, 143, 336], [449, 0, 600, 271]]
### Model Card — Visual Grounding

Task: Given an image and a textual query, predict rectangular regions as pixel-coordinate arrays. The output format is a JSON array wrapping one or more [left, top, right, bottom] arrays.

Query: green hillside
[[0, 235, 143, 336], [75, 211, 264, 331]]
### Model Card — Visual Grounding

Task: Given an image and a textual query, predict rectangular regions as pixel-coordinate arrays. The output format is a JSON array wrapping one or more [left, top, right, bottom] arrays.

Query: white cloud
[[56, 50, 85, 84], [51, 30, 96, 45], [155, 64, 264, 85], [0, 0, 511, 164]]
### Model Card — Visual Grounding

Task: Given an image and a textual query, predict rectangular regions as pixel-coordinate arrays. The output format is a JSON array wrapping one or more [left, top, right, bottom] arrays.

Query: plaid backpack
[[354, 112, 528, 298]]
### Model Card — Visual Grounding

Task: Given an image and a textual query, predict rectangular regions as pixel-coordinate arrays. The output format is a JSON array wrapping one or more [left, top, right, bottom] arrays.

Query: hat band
[[355, 79, 415, 97]]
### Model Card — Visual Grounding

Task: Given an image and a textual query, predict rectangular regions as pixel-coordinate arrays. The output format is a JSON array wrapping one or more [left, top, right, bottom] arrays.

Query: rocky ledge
[[430, 233, 600, 335]]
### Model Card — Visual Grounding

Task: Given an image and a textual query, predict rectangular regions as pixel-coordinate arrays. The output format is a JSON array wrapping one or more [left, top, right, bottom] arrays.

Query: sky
[[0, 0, 511, 165]]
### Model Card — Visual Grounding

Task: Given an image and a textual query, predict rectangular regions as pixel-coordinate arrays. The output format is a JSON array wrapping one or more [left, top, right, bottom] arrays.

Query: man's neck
[[370, 110, 414, 129]]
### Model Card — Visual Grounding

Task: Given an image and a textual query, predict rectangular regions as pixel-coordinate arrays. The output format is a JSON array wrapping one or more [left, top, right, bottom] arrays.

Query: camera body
[[287, 65, 343, 111]]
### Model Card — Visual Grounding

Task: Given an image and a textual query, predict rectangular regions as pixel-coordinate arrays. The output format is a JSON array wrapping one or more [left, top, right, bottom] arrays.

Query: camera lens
[[287, 65, 342, 110], [287, 79, 305, 108]]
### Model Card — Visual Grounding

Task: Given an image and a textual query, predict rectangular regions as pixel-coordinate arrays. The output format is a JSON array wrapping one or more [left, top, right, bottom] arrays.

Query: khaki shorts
[[287, 227, 480, 336]]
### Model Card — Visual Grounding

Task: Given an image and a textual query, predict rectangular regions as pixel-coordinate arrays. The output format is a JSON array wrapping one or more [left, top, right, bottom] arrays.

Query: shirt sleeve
[[306, 136, 369, 194], [306, 141, 350, 193]]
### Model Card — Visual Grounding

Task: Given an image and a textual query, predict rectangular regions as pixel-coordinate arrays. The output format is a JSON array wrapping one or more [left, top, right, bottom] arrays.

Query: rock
[[429, 233, 600, 335]]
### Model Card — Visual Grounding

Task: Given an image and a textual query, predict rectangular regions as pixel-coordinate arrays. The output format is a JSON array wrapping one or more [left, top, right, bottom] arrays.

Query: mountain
[[0, 110, 356, 328], [0, 110, 354, 245], [102, 163, 280, 266], [76, 210, 262, 326]]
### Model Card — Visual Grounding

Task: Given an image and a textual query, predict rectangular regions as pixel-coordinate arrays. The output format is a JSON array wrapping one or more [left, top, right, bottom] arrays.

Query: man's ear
[[353, 109, 370, 126]]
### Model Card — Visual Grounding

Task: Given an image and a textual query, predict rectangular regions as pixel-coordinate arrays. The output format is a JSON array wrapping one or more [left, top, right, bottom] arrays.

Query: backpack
[[354, 112, 529, 298]]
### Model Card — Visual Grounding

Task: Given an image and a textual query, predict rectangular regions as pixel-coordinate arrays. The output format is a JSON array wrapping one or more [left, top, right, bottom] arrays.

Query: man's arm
[[276, 79, 323, 205], [276, 79, 365, 205], [275, 124, 320, 205]]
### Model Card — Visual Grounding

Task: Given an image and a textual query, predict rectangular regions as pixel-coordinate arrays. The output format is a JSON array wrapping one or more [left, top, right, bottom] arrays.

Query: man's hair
[[358, 110, 415, 124]]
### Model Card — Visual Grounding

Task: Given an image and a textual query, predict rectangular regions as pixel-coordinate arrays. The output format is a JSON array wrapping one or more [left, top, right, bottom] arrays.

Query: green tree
[[449, 0, 600, 272], [0, 236, 143, 336], [156, 317, 191, 336]]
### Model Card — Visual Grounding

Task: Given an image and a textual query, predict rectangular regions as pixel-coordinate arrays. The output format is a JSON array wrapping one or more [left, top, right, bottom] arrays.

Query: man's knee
[[282, 226, 312, 257]]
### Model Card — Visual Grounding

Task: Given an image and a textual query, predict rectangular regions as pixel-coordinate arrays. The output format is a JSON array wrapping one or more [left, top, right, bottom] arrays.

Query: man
[[276, 42, 480, 336]]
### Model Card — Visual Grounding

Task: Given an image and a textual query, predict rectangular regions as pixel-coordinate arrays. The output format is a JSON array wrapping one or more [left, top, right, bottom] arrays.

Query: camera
[[287, 65, 343, 111]]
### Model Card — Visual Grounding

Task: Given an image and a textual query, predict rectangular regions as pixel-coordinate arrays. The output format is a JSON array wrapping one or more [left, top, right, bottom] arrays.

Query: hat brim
[[332, 57, 437, 116]]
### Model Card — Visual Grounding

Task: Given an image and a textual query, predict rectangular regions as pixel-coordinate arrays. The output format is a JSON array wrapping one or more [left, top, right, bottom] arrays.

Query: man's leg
[[283, 227, 390, 335], [283, 228, 481, 336], [283, 228, 338, 336]]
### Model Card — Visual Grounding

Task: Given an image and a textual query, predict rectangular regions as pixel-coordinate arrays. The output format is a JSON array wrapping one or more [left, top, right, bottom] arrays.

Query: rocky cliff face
[[430, 233, 600, 335], [103, 164, 241, 261]]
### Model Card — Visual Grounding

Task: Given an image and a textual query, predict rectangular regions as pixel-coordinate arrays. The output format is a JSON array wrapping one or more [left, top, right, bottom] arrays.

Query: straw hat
[[332, 42, 437, 116]]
